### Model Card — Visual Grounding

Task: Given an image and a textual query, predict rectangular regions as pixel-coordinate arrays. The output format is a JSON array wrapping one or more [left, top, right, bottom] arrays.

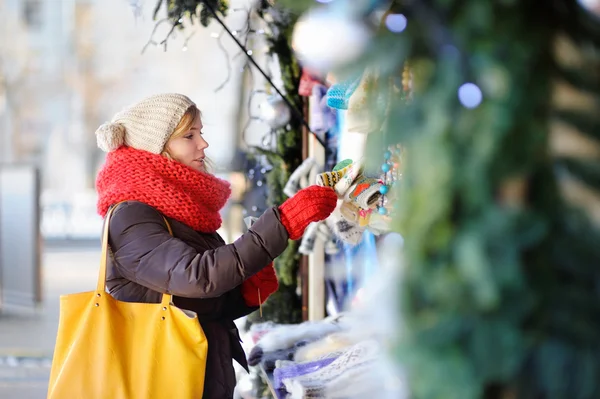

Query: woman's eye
[[184, 134, 193, 139]]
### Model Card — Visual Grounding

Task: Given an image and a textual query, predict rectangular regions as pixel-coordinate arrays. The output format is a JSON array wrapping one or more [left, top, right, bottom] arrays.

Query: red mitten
[[241, 263, 279, 307], [279, 185, 337, 240]]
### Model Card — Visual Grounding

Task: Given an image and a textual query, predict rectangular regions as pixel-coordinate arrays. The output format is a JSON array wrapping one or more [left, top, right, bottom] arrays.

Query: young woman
[[94, 93, 337, 398]]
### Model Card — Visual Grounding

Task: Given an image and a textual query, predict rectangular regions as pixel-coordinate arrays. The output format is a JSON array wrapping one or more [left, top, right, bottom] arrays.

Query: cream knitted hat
[[95, 93, 196, 154]]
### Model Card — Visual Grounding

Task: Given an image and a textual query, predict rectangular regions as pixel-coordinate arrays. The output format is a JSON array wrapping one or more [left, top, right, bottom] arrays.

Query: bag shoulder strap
[[97, 201, 174, 307]]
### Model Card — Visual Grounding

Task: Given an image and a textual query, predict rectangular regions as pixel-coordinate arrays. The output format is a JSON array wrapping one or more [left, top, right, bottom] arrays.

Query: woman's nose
[[199, 136, 209, 150]]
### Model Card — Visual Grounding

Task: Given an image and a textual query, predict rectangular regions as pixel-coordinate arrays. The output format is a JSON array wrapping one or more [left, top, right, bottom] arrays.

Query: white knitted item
[[95, 93, 195, 154], [95, 123, 126, 152], [316, 222, 333, 242], [293, 332, 356, 363], [249, 321, 279, 344], [283, 157, 318, 198], [346, 68, 379, 135], [284, 340, 380, 398], [333, 160, 364, 196], [323, 362, 379, 398], [257, 320, 342, 353], [324, 238, 341, 254], [317, 223, 340, 255], [300, 222, 339, 255], [325, 202, 365, 245], [299, 222, 321, 255]]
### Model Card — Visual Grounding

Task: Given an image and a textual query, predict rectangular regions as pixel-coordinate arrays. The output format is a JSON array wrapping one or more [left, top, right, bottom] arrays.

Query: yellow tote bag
[[47, 205, 208, 399]]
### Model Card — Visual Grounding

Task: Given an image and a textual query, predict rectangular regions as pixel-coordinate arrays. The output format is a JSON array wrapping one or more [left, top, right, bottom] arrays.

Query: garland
[[380, 1, 600, 398]]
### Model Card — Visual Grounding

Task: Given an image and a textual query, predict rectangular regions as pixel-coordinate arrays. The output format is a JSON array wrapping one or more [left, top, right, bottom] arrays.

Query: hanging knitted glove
[[283, 157, 317, 198], [325, 203, 366, 246], [326, 73, 363, 110], [279, 185, 338, 240], [310, 84, 337, 134], [299, 222, 321, 255], [241, 263, 279, 307], [299, 69, 326, 96]]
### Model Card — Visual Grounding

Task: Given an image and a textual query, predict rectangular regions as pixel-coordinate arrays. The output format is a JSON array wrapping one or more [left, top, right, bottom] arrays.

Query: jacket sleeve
[[108, 201, 289, 299]]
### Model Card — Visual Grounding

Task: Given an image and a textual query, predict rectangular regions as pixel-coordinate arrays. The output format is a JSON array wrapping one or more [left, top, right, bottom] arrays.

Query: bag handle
[[97, 203, 174, 307]]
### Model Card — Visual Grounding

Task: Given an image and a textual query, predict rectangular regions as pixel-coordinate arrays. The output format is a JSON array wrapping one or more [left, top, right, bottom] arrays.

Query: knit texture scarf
[[96, 146, 231, 233]]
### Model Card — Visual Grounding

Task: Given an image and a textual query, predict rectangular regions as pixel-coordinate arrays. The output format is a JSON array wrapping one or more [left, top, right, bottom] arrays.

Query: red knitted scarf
[[96, 146, 231, 233]]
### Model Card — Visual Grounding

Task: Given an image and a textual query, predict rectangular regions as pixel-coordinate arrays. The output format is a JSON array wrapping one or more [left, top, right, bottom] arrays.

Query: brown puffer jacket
[[105, 201, 289, 398]]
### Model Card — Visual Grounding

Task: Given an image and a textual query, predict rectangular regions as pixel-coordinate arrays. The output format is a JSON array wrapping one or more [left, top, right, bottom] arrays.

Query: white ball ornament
[[260, 95, 291, 129], [292, 9, 372, 73]]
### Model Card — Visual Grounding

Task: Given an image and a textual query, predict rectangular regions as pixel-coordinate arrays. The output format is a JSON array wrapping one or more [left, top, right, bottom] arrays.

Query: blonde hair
[[162, 105, 214, 171]]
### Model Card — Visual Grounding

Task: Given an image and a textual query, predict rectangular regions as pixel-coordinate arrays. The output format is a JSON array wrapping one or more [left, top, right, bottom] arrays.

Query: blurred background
[[0, 0, 279, 396], [2, 0, 600, 398]]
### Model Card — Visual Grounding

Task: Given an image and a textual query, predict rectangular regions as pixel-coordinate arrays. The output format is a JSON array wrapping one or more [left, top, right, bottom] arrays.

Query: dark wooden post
[[300, 100, 310, 322]]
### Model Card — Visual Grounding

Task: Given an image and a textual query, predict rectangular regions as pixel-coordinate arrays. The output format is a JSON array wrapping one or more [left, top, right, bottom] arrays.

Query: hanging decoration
[[308, 85, 337, 137], [299, 221, 339, 255], [291, 8, 373, 73], [283, 157, 318, 198], [326, 73, 364, 110], [259, 95, 292, 129], [377, 145, 403, 216], [298, 69, 327, 97]]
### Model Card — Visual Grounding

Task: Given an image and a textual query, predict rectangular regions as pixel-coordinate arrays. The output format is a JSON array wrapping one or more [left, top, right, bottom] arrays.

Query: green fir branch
[[556, 157, 600, 189], [554, 110, 600, 143]]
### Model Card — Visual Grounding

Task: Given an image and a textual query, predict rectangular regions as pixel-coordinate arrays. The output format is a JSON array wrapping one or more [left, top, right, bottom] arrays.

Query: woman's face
[[165, 117, 209, 172]]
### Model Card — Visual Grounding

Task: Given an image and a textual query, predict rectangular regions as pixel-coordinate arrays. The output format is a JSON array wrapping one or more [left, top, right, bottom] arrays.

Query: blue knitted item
[[326, 73, 363, 110]]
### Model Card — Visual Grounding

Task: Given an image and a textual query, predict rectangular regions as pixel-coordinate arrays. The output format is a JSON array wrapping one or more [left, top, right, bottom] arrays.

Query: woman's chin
[[192, 161, 207, 173]]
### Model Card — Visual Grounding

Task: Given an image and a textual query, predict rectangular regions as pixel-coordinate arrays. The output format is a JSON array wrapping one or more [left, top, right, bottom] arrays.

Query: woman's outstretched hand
[[278, 185, 337, 240]]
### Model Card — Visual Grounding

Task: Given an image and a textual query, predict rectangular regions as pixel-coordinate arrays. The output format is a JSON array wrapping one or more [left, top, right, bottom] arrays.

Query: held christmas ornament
[[260, 95, 291, 129], [292, 8, 372, 73]]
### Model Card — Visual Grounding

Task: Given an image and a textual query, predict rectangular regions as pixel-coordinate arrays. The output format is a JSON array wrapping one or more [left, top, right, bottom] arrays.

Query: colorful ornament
[[377, 145, 403, 217]]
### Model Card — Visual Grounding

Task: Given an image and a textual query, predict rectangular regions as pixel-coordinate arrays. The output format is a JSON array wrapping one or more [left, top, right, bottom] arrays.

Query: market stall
[[235, 5, 409, 396]]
